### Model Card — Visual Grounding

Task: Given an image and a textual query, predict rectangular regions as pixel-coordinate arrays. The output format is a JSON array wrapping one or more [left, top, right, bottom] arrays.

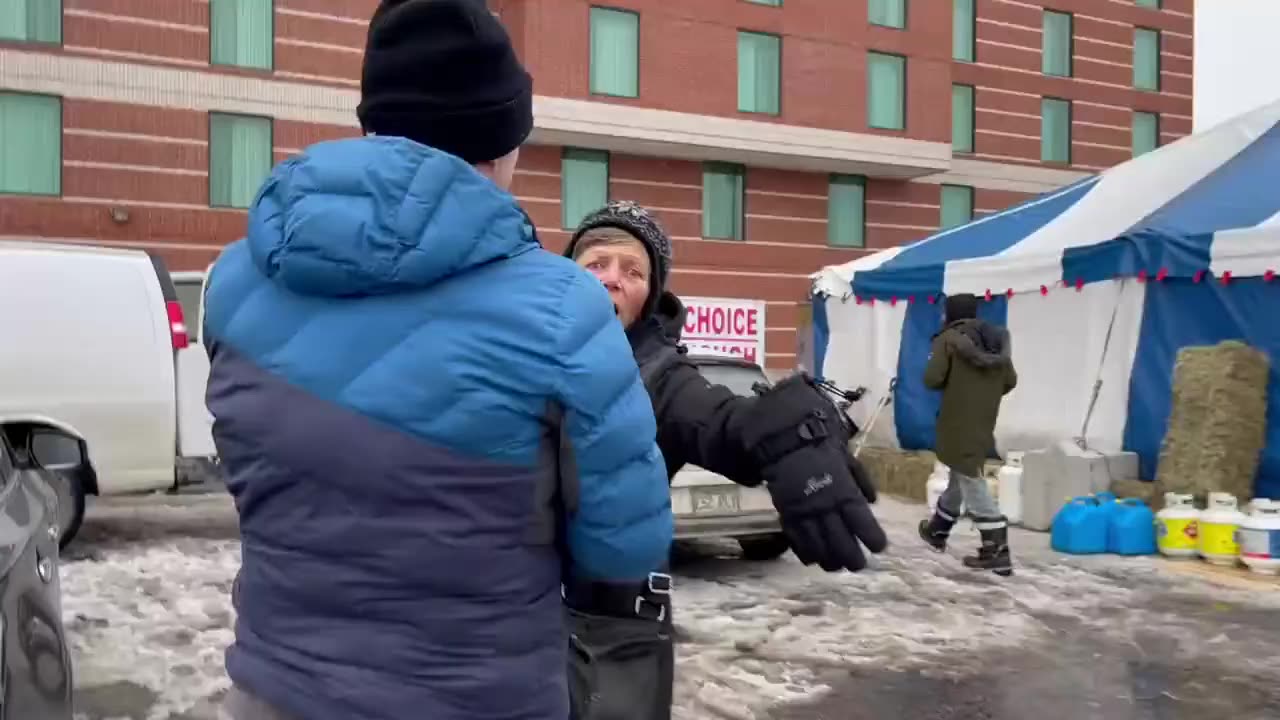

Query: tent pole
[[1077, 278, 1127, 450]]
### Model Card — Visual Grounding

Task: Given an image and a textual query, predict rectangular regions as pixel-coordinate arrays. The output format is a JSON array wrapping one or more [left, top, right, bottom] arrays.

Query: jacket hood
[[245, 136, 536, 298], [942, 318, 1012, 370]]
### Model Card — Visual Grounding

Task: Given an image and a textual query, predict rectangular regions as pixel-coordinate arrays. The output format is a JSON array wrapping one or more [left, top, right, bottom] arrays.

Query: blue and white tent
[[811, 99, 1280, 499]]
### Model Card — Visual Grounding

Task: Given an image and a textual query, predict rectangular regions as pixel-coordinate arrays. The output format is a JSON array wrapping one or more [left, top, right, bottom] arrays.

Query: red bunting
[[1075, 278, 1084, 291], [927, 294, 937, 304], [1137, 269, 1148, 283], [1006, 288, 1014, 298], [908, 295, 915, 305], [1040, 285, 1049, 296], [1265, 270, 1276, 282], [984, 289, 993, 302], [1221, 270, 1232, 285], [889, 297, 898, 306], [1156, 267, 1168, 282], [1193, 270, 1205, 283], [855, 296, 863, 305]]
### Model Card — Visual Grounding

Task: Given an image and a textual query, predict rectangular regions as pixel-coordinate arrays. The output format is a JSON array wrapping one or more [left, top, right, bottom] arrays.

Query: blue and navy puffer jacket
[[202, 136, 674, 720]]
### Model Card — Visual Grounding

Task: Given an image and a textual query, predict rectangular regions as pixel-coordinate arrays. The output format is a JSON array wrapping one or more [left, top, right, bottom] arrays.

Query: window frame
[[736, 29, 782, 116], [1040, 96, 1073, 165], [951, 83, 975, 154], [952, 0, 976, 63], [869, 0, 908, 30], [1133, 26, 1162, 92], [702, 162, 746, 241], [1041, 10, 1074, 78], [939, 184, 975, 230], [207, 111, 274, 209], [0, 0, 64, 45], [208, 0, 276, 71], [827, 174, 867, 249], [588, 5, 641, 99], [560, 147, 611, 230], [866, 51, 907, 132], [0, 91, 64, 197], [1132, 111, 1160, 157]]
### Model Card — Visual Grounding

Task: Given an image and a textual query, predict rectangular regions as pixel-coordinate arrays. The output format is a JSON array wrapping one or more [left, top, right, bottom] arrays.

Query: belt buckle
[[633, 596, 667, 622], [647, 572, 673, 595]]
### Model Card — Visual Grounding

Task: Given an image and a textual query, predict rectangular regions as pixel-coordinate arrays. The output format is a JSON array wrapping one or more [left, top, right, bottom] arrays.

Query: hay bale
[[1110, 477, 1162, 509], [857, 446, 937, 503], [1155, 340, 1270, 503]]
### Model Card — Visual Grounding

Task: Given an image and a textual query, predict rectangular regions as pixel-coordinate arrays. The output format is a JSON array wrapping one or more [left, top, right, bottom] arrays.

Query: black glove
[[743, 374, 888, 572]]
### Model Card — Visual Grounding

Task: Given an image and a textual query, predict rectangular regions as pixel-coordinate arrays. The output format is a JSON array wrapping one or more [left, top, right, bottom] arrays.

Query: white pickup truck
[[0, 241, 217, 546]]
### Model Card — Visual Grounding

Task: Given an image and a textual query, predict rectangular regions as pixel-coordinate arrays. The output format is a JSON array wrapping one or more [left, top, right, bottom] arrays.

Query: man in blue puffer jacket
[[203, 2, 673, 718]]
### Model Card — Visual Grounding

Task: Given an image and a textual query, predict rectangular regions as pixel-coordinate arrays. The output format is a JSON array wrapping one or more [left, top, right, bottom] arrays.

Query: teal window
[[1041, 98, 1071, 164], [744, 0, 782, 5], [209, 113, 273, 209], [210, 0, 274, 70], [869, 0, 906, 29], [561, 148, 609, 230], [827, 175, 865, 248], [1136, 0, 1160, 7], [867, 52, 906, 130], [1134, 28, 1160, 91], [953, 0, 975, 62], [952, 84, 974, 153], [1042, 11, 1072, 77], [0, 93, 61, 196], [703, 163, 744, 241], [590, 7, 639, 98], [940, 185, 974, 229], [1133, 111, 1159, 157], [0, 0, 62, 43], [737, 31, 781, 115]]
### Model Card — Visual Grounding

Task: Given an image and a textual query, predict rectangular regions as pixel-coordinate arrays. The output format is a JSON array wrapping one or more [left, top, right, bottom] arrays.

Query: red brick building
[[0, 0, 1193, 368]]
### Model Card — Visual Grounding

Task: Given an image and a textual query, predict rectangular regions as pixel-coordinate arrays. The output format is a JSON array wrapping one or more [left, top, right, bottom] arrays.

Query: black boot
[[917, 508, 957, 552], [964, 517, 1013, 577]]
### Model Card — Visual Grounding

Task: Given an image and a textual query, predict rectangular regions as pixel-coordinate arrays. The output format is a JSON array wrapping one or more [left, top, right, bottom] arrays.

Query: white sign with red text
[[681, 296, 766, 366]]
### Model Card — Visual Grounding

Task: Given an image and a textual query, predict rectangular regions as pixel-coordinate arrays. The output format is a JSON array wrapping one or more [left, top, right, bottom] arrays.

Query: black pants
[[565, 578, 674, 720]]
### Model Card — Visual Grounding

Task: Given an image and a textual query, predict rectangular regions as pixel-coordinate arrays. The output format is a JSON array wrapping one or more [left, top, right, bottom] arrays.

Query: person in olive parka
[[917, 292, 1018, 576]]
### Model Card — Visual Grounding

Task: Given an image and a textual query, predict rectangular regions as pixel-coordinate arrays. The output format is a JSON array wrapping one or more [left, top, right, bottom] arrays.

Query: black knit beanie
[[566, 201, 674, 320], [944, 293, 979, 324], [357, 0, 534, 164]]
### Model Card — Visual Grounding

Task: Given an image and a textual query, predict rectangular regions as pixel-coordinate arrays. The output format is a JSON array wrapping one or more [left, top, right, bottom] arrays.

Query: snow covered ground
[[62, 491, 1280, 720]]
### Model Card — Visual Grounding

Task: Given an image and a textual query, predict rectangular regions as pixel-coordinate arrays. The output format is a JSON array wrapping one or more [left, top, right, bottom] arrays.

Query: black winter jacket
[[627, 292, 763, 486]]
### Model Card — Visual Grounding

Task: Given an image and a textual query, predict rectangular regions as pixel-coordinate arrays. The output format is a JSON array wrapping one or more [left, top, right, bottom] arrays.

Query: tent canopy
[[814, 98, 1280, 301]]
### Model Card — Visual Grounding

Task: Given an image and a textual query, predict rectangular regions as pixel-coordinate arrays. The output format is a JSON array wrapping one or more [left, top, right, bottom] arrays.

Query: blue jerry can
[[1108, 498, 1158, 555], [1051, 496, 1110, 554]]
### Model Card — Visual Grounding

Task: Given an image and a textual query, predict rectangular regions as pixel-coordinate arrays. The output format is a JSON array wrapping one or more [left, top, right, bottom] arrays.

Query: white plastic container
[[1198, 492, 1244, 566], [1156, 493, 1200, 558], [1238, 499, 1280, 576], [926, 462, 952, 514], [997, 452, 1025, 525]]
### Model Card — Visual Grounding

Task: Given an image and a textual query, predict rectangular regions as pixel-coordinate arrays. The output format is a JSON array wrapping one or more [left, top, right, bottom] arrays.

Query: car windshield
[[697, 362, 769, 397]]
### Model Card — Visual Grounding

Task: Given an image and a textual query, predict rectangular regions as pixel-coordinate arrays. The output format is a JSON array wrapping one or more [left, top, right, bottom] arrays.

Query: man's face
[[575, 234, 652, 328]]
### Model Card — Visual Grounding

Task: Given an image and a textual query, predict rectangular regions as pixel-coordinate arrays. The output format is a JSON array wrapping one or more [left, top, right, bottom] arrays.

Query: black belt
[[563, 572, 673, 622]]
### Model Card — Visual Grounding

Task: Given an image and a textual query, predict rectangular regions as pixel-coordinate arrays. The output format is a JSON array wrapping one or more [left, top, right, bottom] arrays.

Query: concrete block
[[1019, 441, 1141, 531]]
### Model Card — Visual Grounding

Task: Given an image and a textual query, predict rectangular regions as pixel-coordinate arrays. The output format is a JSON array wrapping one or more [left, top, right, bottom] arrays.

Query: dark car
[[0, 427, 75, 718]]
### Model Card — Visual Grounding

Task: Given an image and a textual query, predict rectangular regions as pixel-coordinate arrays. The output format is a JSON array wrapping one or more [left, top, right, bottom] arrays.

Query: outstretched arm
[[647, 355, 763, 487]]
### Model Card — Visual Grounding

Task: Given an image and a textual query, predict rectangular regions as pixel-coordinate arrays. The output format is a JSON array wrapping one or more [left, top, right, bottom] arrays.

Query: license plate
[[691, 487, 741, 514]]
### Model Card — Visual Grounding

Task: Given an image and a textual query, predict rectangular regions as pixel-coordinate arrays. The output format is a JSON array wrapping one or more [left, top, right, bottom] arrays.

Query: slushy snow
[[61, 492, 1280, 720]]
